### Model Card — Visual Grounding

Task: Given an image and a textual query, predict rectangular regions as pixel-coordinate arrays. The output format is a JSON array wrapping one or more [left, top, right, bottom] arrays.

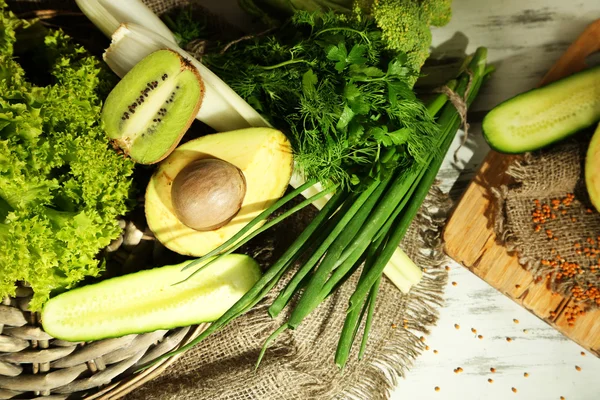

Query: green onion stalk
[[141, 47, 492, 371]]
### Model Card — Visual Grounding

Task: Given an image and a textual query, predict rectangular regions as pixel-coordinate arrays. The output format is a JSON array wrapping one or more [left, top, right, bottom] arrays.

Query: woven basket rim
[[86, 324, 208, 400]]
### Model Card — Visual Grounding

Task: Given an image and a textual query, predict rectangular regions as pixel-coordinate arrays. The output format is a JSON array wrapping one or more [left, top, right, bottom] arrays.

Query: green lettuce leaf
[[0, 3, 134, 310]]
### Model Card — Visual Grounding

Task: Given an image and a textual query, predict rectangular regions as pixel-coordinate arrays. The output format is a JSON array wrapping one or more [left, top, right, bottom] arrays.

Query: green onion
[[146, 48, 491, 370]]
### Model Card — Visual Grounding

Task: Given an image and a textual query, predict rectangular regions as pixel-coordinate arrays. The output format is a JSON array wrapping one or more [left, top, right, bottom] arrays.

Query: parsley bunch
[[203, 12, 437, 188]]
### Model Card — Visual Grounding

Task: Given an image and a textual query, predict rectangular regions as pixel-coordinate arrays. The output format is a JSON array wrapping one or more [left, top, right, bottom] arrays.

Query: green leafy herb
[[238, 0, 453, 75], [203, 11, 437, 188], [0, 3, 134, 310]]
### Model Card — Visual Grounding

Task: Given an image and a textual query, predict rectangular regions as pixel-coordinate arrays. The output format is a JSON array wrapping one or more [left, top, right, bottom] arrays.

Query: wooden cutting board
[[443, 19, 600, 357]]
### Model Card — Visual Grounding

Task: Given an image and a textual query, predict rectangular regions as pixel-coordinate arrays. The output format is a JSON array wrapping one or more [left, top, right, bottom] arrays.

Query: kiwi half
[[102, 49, 204, 164]]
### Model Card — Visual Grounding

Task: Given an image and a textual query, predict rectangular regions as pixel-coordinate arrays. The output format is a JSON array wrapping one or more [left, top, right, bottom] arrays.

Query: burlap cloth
[[6, 1, 451, 398], [494, 130, 600, 310], [125, 188, 449, 400]]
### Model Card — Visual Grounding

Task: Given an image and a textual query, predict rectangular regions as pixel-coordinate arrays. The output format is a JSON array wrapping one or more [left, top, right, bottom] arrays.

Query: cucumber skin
[[41, 255, 261, 342], [482, 66, 600, 154], [484, 123, 583, 155]]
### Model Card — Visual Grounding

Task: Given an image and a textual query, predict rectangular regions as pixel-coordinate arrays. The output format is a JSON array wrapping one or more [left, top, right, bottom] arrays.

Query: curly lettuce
[[0, 2, 134, 310]]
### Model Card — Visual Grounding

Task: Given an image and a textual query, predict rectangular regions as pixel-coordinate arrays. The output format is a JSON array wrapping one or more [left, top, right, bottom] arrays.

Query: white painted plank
[[393, 1, 600, 399]]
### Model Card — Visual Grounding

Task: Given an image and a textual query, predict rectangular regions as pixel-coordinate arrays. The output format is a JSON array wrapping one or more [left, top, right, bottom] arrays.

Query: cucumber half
[[483, 66, 600, 153], [41, 255, 261, 342]]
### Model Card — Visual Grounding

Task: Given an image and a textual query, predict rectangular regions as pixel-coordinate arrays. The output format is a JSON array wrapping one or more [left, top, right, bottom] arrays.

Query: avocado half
[[586, 123, 600, 212], [145, 127, 293, 256]]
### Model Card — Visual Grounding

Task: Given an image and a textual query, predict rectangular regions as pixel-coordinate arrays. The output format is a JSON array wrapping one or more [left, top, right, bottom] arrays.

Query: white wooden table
[[391, 1, 600, 399]]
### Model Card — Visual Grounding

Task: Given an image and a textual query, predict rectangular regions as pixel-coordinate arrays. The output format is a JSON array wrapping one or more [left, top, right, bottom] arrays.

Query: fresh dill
[[202, 11, 438, 189]]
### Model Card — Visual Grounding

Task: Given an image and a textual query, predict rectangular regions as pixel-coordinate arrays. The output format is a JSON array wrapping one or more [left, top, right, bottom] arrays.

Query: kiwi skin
[[171, 158, 247, 231], [102, 49, 205, 165]]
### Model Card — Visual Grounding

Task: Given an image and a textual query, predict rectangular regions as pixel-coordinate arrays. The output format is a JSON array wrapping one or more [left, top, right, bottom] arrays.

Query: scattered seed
[[575, 365, 581, 371], [560, 396, 565, 400], [445, 266, 450, 271], [524, 372, 529, 377], [471, 328, 477, 333], [434, 386, 440, 392], [513, 319, 519, 324], [391, 323, 397, 329], [490, 368, 496, 373], [523, 329, 528, 333], [506, 337, 513, 342], [581, 351, 586, 356], [488, 378, 493, 383], [452, 281, 458, 286], [512, 387, 518, 393], [515, 284, 521, 289], [420, 336, 426, 342], [478, 334, 483, 339], [433, 349, 438, 354], [425, 345, 430, 350], [454, 324, 460, 330]]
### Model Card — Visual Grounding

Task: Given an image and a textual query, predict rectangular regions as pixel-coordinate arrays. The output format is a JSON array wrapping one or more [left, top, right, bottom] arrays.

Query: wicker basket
[[0, 219, 210, 400], [0, 292, 208, 399]]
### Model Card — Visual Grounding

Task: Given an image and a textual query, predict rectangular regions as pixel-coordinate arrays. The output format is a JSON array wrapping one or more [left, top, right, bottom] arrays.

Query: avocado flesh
[[145, 127, 293, 256]]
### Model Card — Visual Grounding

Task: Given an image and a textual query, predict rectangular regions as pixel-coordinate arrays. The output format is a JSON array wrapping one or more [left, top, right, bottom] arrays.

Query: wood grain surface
[[443, 19, 600, 357]]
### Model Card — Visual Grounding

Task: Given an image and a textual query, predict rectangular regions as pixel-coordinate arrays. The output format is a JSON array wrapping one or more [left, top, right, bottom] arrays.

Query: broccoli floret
[[369, 0, 452, 80], [421, 0, 452, 27]]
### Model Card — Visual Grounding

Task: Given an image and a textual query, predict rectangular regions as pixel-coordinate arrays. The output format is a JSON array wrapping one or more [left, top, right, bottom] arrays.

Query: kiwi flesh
[[102, 49, 204, 164]]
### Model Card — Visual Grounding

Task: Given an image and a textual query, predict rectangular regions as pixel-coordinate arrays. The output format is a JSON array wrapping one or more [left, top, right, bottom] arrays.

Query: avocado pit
[[171, 158, 247, 231]]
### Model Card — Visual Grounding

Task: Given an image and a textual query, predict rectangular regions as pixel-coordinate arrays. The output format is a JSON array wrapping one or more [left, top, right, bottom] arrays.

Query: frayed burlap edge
[[492, 153, 540, 268]]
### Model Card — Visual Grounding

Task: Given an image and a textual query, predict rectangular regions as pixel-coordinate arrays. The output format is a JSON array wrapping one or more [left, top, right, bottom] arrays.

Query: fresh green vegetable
[[0, 3, 134, 310], [41, 255, 261, 341], [202, 11, 438, 188], [483, 66, 600, 154], [238, 0, 452, 75], [585, 122, 600, 212]]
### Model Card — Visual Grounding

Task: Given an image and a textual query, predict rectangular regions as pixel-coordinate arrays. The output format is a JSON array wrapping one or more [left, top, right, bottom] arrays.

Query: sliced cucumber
[[483, 66, 600, 153], [41, 255, 261, 342]]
